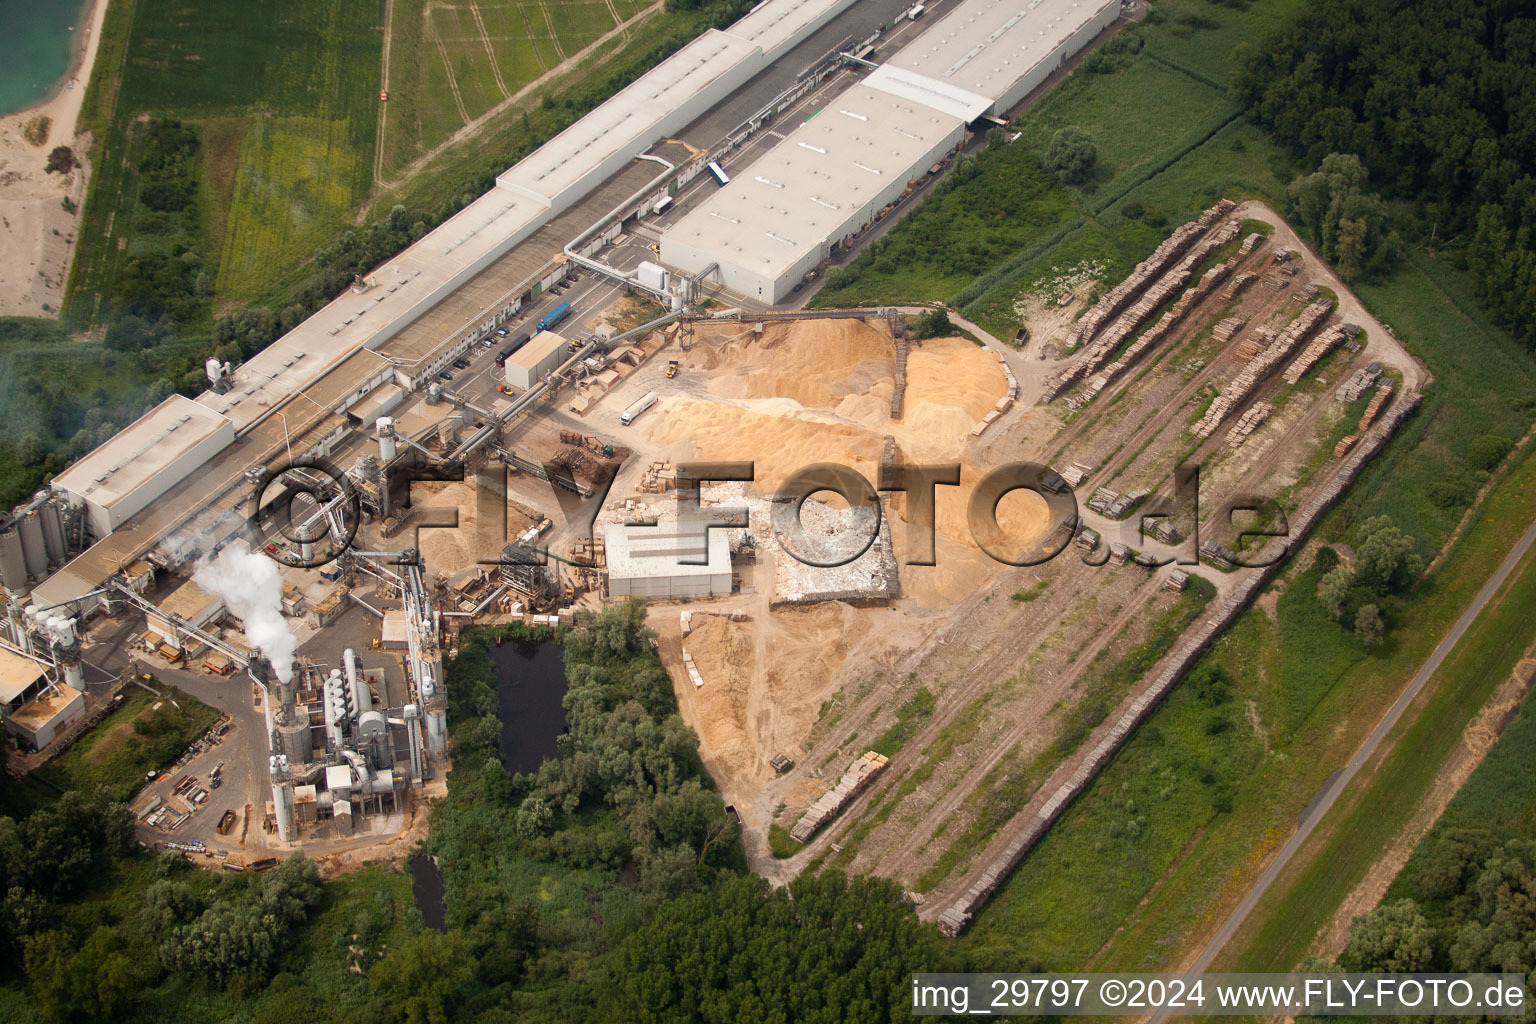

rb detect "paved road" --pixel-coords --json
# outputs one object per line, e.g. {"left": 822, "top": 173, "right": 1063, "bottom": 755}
{"left": 1149, "top": 511, "right": 1536, "bottom": 1021}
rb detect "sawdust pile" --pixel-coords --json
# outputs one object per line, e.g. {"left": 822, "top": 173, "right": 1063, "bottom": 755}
{"left": 684, "top": 616, "right": 757, "bottom": 781}
{"left": 703, "top": 318, "right": 895, "bottom": 409}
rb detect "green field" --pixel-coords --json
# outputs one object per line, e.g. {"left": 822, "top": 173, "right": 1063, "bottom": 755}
{"left": 380, "top": 0, "right": 658, "bottom": 181}
{"left": 67, "top": 0, "right": 384, "bottom": 326}
{"left": 1218, "top": 494, "right": 1536, "bottom": 971}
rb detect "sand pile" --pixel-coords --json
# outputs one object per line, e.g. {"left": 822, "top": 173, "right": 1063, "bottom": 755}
{"left": 760, "top": 603, "right": 868, "bottom": 756}
{"left": 642, "top": 398, "right": 885, "bottom": 490}
{"left": 703, "top": 318, "right": 895, "bottom": 409}
{"left": 685, "top": 616, "right": 758, "bottom": 780}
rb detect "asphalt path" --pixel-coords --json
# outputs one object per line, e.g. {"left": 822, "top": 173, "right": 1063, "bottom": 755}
{"left": 1148, "top": 511, "right": 1536, "bottom": 1022}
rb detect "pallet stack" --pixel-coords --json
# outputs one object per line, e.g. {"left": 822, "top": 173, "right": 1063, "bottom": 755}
{"left": 637, "top": 460, "right": 676, "bottom": 493}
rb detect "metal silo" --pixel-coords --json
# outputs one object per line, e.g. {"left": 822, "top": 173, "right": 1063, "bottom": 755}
{"left": 18, "top": 513, "right": 45, "bottom": 580}
{"left": 40, "top": 501, "right": 66, "bottom": 565}
{"left": 0, "top": 528, "right": 27, "bottom": 595}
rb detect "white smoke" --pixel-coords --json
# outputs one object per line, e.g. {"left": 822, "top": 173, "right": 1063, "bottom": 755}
{"left": 194, "top": 540, "right": 297, "bottom": 684}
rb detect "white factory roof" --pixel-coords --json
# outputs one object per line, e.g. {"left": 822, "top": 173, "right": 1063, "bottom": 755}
{"left": 199, "top": 186, "right": 549, "bottom": 434}
{"left": 498, "top": 30, "right": 762, "bottom": 206}
{"left": 604, "top": 520, "right": 732, "bottom": 580}
{"left": 663, "top": 83, "right": 964, "bottom": 283}
{"left": 888, "top": 0, "right": 1116, "bottom": 103}
{"left": 507, "top": 330, "right": 566, "bottom": 372}
{"left": 51, "top": 395, "right": 233, "bottom": 511}
{"left": 862, "top": 64, "right": 994, "bottom": 121}
{"left": 726, "top": 0, "right": 857, "bottom": 57}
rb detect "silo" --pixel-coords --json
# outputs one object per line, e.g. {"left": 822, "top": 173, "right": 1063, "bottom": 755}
{"left": 0, "top": 528, "right": 28, "bottom": 596}
{"left": 18, "top": 512, "right": 45, "bottom": 579}
{"left": 40, "top": 502, "right": 66, "bottom": 565}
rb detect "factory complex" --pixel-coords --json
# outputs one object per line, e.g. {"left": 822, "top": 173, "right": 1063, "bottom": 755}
{"left": 0, "top": 0, "right": 1127, "bottom": 867}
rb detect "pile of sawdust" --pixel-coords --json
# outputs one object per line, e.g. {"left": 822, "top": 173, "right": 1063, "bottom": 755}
{"left": 642, "top": 398, "right": 884, "bottom": 490}
{"left": 684, "top": 616, "right": 757, "bottom": 780}
{"left": 703, "top": 318, "right": 895, "bottom": 409}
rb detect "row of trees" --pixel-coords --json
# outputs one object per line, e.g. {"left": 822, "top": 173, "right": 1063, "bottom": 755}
{"left": 1340, "top": 833, "right": 1536, "bottom": 977}
{"left": 1231, "top": 0, "right": 1536, "bottom": 344}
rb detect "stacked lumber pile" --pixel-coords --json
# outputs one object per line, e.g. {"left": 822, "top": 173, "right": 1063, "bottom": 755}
{"left": 1193, "top": 299, "right": 1332, "bottom": 438}
{"left": 1224, "top": 401, "right": 1274, "bottom": 448}
{"left": 790, "top": 751, "right": 889, "bottom": 842}
{"left": 1282, "top": 322, "right": 1352, "bottom": 383}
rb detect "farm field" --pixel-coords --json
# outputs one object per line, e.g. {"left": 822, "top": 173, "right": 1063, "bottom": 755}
{"left": 67, "top": 0, "right": 384, "bottom": 325}
{"left": 379, "top": 0, "right": 660, "bottom": 182}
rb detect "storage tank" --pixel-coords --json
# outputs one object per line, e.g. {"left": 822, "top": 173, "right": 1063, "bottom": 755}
{"left": 344, "top": 648, "right": 372, "bottom": 717}
{"left": 271, "top": 778, "right": 296, "bottom": 843}
{"left": 0, "top": 528, "right": 27, "bottom": 595}
{"left": 18, "top": 512, "right": 45, "bottom": 579}
{"left": 40, "top": 502, "right": 66, "bottom": 565}
{"left": 376, "top": 418, "right": 397, "bottom": 460}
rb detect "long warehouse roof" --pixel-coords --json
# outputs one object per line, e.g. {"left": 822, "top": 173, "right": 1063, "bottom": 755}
{"left": 663, "top": 83, "right": 964, "bottom": 284}
{"left": 497, "top": 30, "right": 761, "bottom": 206}
{"left": 44, "top": 0, "right": 862, "bottom": 553}
{"left": 727, "top": 0, "right": 858, "bottom": 57}
{"left": 887, "top": 0, "right": 1116, "bottom": 103}
{"left": 50, "top": 396, "right": 231, "bottom": 512}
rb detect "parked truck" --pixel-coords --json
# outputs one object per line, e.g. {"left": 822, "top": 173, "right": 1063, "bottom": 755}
{"left": 621, "top": 391, "right": 659, "bottom": 426}
{"left": 538, "top": 302, "right": 571, "bottom": 332}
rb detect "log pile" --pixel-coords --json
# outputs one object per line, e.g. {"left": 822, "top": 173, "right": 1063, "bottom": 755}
{"left": 1193, "top": 299, "right": 1332, "bottom": 438}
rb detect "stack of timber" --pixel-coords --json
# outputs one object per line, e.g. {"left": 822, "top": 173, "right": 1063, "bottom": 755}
{"left": 1193, "top": 299, "right": 1332, "bottom": 438}
{"left": 790, "top": 751, "right": 890, "bottom": 842}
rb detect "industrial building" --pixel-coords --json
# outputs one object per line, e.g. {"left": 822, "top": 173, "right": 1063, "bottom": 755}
{"left": 0, "top": 646, "right": 80, "bottom": 750}
{"left": 51, "top": 396, "right": 236, "bottom": 538}
{"left": 660, "top": 83, "right": 967, "bottom": 301}
{"left": 604, "top": 521, "right": 734, "bottom": 600}
{"left": 503, "top": 331, "right": 568, "bottom": 390}
{"left": 660, "top": 0, "right": 1119, "bottom": 302}
{"left": 32, "top": 0, "right": 865, "bottom": 613}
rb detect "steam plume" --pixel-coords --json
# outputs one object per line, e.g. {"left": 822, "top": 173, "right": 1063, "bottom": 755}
{"left": 194, "top": 541, "right": 297, "bottom": 684}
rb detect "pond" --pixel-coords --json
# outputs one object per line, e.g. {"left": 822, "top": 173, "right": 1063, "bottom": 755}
{"left": 409, "top": 854, "right": 445, "bottom": 932}
{"left": 491, "top": 637, "right": 568, "bottom": 775}
{"left": 0, "top": 0, "right": 88, "bottom": 117}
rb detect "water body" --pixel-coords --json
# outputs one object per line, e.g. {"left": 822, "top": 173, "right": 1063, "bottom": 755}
{"left": 409, "top": 854, "right": 446, "bottom": 932}
{"left": 0, "top": 0, "right": 91, "bottom": 118}
{"left": 491, "top": 637, "right": 568, "bottom": 775}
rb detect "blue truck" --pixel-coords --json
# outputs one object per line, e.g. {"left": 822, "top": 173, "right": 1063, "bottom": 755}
{"left": 538, "top": 301, "right": 571, "bottom": 332}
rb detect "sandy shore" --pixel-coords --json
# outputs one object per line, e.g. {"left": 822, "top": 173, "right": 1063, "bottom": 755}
{"left": 0, "top": 0, "right": 110, "bottom": 319}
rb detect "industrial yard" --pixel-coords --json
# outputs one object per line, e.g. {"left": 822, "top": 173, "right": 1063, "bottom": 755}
{"left": 0, "top": 0, "right": 1422, "bottom": 945}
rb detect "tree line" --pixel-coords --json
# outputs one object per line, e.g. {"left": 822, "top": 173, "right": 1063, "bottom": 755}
{"left": 1231, "top": 0, "right": 1536, "bottom": 344}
